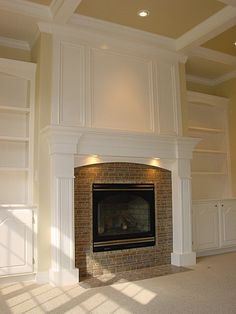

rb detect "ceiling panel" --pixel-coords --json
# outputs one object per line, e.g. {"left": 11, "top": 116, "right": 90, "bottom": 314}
{"left": 76, "top": 0, "right": 226, "bottom": 38}
{"left": 202, "top": 26, "right": 236, "bottom": 56}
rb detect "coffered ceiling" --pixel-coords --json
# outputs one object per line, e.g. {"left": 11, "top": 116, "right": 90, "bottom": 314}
{"left": 0, "top": 0, "right": 236, "bottom": 86}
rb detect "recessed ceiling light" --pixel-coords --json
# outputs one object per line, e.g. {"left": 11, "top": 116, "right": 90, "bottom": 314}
{"left": 138, "top": 10, "right": 150, "bottom": 17}
{"left": 234, "top": 42, "right": 236, "bottom": 46}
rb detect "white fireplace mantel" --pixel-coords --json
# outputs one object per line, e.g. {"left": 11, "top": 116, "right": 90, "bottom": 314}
{"left": 41, "top": 125, "right": 199, "bottom": 286}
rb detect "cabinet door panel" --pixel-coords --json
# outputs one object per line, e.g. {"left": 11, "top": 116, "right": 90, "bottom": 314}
{"left": 193, "top": 202, "right": 219, "bottom": 251}
{"left": 0, "top": 209, "right": 33, "bottom": 276}
{"left": 220, "top": 200, "right": 236, "bottom": 247}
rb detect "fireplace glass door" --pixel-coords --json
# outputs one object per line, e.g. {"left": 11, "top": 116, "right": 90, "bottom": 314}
{"left": 93, "top": 184, "right": 155, "bottom": 252}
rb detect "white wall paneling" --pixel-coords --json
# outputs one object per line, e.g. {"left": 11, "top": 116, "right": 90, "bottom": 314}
{"left": 156, "top": 62, "right": 181, "bottom": 136}
{"left": 0, "top": 208, "right": 34, "bottom": 276}
{"left": 59, "top": 41, "right": 85, "bottom": 126}
{"left": 90, "top": 48, "right": 155, "bottom": 132}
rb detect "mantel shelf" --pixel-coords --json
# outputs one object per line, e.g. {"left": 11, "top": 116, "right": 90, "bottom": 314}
{"left": 0, "top": 136, "right": 29, "bottom": 142}
{"left": 188, "top": 126, "right": 224, "bottom": 134}
{"left": 0, "top": 105, "right": 30, "bottom": 113}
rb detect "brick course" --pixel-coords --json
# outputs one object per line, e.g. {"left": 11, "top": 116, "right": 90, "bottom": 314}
{"left": 74, "top": 162, "right": 172, "bottom": 278}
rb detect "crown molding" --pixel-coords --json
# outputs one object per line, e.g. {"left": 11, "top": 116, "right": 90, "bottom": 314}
{"left": 38, "top": 20, "right": 187, "bottom": 63}
{"left": 69, "top": 14, "right": 176, "bottom": 52}
{"left": 176, "top": 6, "right": 236, "bottom": 51}
{"left": 188, "top": 47, "right": 236, "bottom": 66}
{"left": 186, "top": 69, "right": 236, "bottom": 86}
{"left": 0, "top": 0, "right": 52, "bottom": 20}
{"left": 0, "top": 36, "right": 30, "bottom": 51}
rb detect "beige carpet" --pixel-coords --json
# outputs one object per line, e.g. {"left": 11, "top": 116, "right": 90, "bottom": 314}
{"left": 0, "top": 252, "right": 236, "bottom": 314}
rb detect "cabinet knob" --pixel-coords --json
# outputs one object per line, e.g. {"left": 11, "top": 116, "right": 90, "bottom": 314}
{"left": 221, "top": 204, "right": 224, "bottom": 207}
{"left": 215, "top": 205, "right": 217, "bottom": 207}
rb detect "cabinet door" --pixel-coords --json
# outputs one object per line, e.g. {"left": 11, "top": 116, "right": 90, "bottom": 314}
{"left": 220, "top": 200, "right": 236, "bottom": 247}
{"left": 0, "top": 209, "right": 33, "bottom": 276}
{"left": 192, "top": 202, "right": 219, "bottom": 252}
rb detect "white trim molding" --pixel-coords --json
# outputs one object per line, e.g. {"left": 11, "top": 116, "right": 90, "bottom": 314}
{"left": 0, "top": 0, "right": 52, "bottom": 20}
{"left": 0, "top": 36, "right": 30, "bottom": 51}
{"left": 188, "top": 47, "right": 236, "bottom": 66}
{"left": 52, "top": 0, "right": 82, "bottom": 24}
{"left": 41, "top": 125, "right": 199, "bottom": 285}
{"left": 176, "top": 6, "right": 236, "bottom": 51}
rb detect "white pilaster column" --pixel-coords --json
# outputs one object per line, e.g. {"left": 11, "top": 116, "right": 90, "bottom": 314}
{"left": 171, "top": 157, "right": 196, "bottom": 266}
{"left": 47, "top": 128, "right": 81, "bottom": 285}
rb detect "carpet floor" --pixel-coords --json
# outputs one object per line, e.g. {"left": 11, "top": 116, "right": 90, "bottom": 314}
{"left": 0, "top": 252, "right": 236, "bottom": 314}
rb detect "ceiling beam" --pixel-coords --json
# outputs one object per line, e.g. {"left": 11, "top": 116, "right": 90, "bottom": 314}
{"left": 176, "top": 6, "right": 236, "bottom": 51}
{"left": 51, "top": 0, "right": 82, "bottom": 24}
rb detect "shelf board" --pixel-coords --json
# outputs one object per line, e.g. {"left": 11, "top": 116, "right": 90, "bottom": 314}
{"left": 0, "top": 136, "right": 29, "bottom": 142}
{"left": 194, "top": 149, "right": 226, "bottom": 154}
{"left": 0, "top": 167, "right": 29, "bottom": 172}
{"left": 0, "top": 105, "right": 30, "bottom": 113}
{"left": 192, "top": 171, "right": 227, "bottom": 175}
{"left": 188, "top": 126, "right": 224, "bottom": 134}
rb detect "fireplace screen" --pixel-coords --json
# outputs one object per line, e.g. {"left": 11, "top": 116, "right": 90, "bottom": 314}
{"left": 93, "top": 184, "right": 155, "bottom": 252}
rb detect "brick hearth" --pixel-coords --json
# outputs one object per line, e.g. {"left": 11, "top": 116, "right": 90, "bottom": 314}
{"left": 74, "top": 162, "right": 172, "bottom": 278}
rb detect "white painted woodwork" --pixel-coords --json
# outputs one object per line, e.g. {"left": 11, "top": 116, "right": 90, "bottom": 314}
{"left": 192, "top": 199, "right": 236, "bottom": 255}
{"left": 220, "top": 200, "right": 236, "bottom": 247}
{"left": 192, "top": 201, "right": 219, "bottom": 251}
{"left": 0, "top": 209, "right": 33, "bottom": 276}
{"left": 187, "top": 91, "right": 231, "bottom": 200}
{"left": 50, "top": 24, "right": 183, "bottom": 136}
{"left": 0, "top": 58, "right": 36, "bottom": 205}
{"left": 90, "top": 49, "right": 154, "bottom": 132}
{"left": 59, "top": 42, "right": 85, "bottom": 126}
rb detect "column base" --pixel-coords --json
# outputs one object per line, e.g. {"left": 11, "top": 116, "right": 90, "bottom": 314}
{"left": 49, "top": 268, "right": 79, "bottom": 286}
{"left": 171, "top": 252, "right": 196, "bottom": 267}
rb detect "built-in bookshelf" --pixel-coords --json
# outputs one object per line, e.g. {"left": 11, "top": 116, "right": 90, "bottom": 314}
{"left": 187, "top": 91, "right": 231, "bottom": 200}
{"left": 0, "top": 58, "right": 36, "bottom": 205}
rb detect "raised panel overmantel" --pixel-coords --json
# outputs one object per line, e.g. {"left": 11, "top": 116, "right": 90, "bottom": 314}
{"left": 40, "top": 19, "right": 186, "bottom": 137}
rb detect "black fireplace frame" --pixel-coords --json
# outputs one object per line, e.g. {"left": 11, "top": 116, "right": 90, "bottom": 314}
{"left": 92, "top": 183, "right": 156, "bottom": 252}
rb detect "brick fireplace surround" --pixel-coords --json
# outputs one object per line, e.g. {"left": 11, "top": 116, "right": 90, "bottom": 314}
{"left": 44, "top": 127, "right": 199, "bottom": 286}
{"left": 74, "top": 162, "right": 172, "bottom": 278}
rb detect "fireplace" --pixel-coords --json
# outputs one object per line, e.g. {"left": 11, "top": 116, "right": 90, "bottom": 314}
{"left": 93, "top": 183, "right": 155, "bottom": 252}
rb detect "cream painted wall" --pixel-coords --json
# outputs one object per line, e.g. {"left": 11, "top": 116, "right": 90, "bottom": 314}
{"left": 31, "top": 33, "right": 52, "bottom": 272}
{"left": 0, "top": 45, "right": 31, "bottom": 62}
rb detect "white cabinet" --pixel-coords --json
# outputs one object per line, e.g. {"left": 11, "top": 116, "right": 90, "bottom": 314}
{"left": 187, "top": 91, "right": 231, "bottom": 200}
{"left": 220, "top": 200, "right": 236, "bottom": 248}
{"left": 192, "top": 199, "right": 236, "bottom": 255}
{"left": 0, "top": 208, "right": 34, "bottom": 275}
{"left": 0, "top": 58, "right": 36, "bottom": 205}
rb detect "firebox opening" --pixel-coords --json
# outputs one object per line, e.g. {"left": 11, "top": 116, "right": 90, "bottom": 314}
{"left": 93, "top": 183, "right": 156, "bottom": 252}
